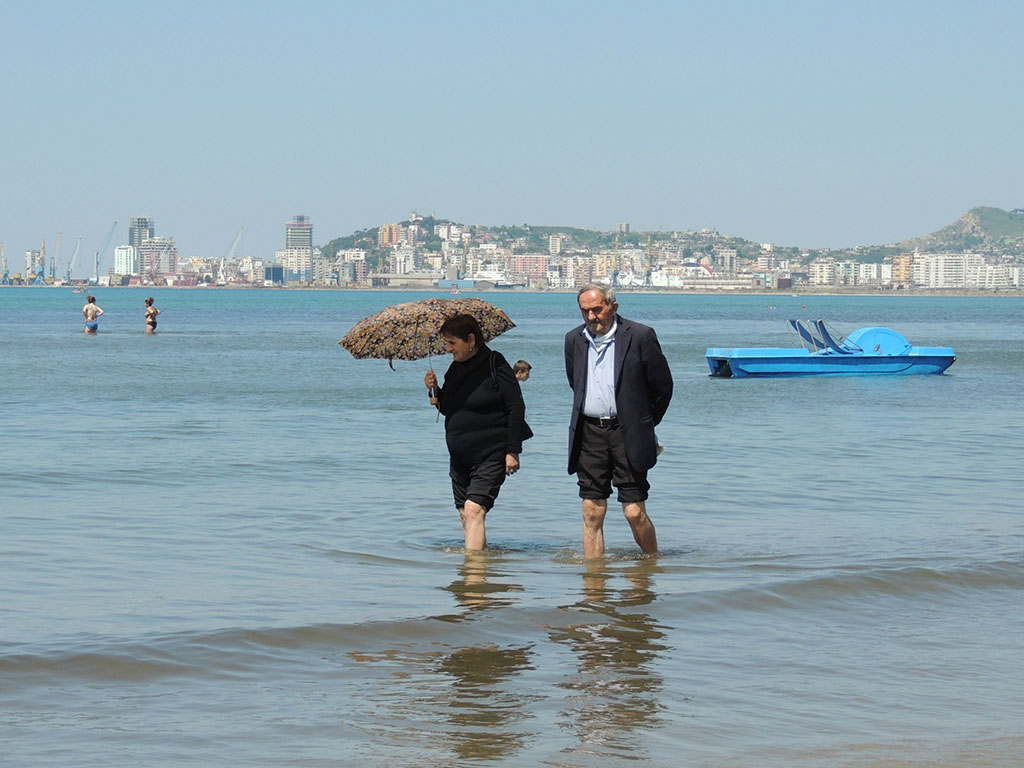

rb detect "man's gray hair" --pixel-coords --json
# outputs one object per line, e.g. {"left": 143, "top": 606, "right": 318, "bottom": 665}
{"left": 577, "top": 282, "right": 616, "bottom": 305}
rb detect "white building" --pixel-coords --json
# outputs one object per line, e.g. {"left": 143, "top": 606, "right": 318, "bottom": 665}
{"left": 966, "top": 261, "right": 1017, "bottom": 289}
{"left": 808, "top": 257, "right": 837, "bottom": 285}
{"left": 114, "top": 245, "right": 139, "bottom": 276}
{"left": 912, "top": 253, "right": 972, "bottom": 288}
{"left": 389, "top": 244, "right": 417, "bottom": 275}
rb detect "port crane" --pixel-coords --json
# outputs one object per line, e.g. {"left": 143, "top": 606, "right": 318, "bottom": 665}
{"left": 32, "top": 239, "right": 47, "bottom": 285}
{"left": 49, "top": 231, "right": 62, "bottom": 283}
{"left": 0, "top": 242, "right": 10, "bottom": 285}
{"left": 65, "top": 236, "right": 82, "bottom": 285}
{"left": 90, "top": 220, "right": 118, "bottom": 285}
{"left": 218, "top": 227, "right": 243, "bottom": 285}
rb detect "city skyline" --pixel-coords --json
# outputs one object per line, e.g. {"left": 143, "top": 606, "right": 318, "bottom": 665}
{"left": 2, "top": 1, "right": 1022, "bottom": 264}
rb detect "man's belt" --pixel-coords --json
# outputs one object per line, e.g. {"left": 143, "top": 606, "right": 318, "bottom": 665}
{"left": 583, "top": 415, "right": 618, "bottom": 428}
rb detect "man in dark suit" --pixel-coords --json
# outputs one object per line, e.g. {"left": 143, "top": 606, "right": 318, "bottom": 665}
{"left": 565, "top": 283, "right": 673, "bottom": 558}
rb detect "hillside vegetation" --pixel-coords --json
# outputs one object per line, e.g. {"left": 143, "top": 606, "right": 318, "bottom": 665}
{"left": 898, "top": 207, "right": 1024, "bottom": 252}
{"left": 320, "top": 207, "right": 1024, "bottom": 263}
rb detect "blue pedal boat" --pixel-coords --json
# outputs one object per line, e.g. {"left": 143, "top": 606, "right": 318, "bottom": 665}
{"left": 706, "top": 320, "right": 956, "bottom": 377}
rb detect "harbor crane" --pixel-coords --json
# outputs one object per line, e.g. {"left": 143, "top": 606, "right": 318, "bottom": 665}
{"left": 32, "top": 239, "right": 47, "bottom": 285}
{"left": 218, "top": 227, "right": 243, "bottom": 285}
{"left": 49, "top": 231, "right": 62, "bottom": 283}
{"left": 65, "top": 236, "right": 82, "bottom": 285}
{"left": 90, "top": 220, "right": 118, "bottom": 285}
{"left": 0, "top": 242, "right": 10, "bottom": 285}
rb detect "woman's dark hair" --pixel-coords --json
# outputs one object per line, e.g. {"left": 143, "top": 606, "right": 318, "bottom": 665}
{"left": 145, "top": 297, "right": 154, "bottom": 306}
{"left": 439, "top": 313, "right": 485, "bottom": 345}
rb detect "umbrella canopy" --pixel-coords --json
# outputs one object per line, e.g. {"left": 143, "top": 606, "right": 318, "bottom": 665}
{"left": 339, "top": 297, "right": 515, "bottom": 367}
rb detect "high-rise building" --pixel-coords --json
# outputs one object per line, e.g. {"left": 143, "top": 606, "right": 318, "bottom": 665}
{"left": 892, "top": 253, "right": 914, "bottom": 286}
{"left": 139, "top": 237, "right": 178, "bottom": 276}
{"left": 286, "top": 215, "right": 312, "bottom": 250}
{"left": 377, "top": 224, "right": 402, "bottom": 248}
{"left": 114, "top": 245, "right": 139, "bottom": 276}
{"left": 129, "top": 216, "right": 155, "bottom": 249}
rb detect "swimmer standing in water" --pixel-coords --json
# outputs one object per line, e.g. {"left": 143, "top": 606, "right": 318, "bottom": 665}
{"left": 144, "top": 297, "right": 161, "bottom": 334}
{"left": 82, "top": 296, "right": 104, "bottom": 334}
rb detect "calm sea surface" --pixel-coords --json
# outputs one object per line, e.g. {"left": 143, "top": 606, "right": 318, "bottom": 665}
{"left": 2, "top": 288, "right": 1022, "bottom": 767}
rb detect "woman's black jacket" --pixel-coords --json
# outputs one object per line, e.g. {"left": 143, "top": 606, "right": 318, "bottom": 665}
{"left": 436, "top": 347, "right": 528, "bottom": 464}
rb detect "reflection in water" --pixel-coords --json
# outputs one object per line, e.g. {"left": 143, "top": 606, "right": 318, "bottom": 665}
{"left": 436, "top": 643, "right": 535, "bottom": 760}
{"left": 442, "top": 552, "right": 524, "bottom": 616}
{"left": 436, "top": 553, "right": 535, "bottom": 760}
{"left": 348, "top": 553, "right": 535, "bottom": 762}
{"left": 551, "top": 558, "right": 670, "bottom": 762}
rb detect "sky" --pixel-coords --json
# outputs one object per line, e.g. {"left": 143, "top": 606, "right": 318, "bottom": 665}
{"left": 2, "top": 0, "right": 1022, "bottom": 274}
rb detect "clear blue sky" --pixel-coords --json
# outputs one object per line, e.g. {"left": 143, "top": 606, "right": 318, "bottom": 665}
{"left": 2, "top": 0, "right": 1021, "bottom": 272}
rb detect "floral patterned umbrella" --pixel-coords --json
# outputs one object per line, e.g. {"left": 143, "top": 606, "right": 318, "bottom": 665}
{"left": 339, "top": 297, "right": 516, "bottom": 368}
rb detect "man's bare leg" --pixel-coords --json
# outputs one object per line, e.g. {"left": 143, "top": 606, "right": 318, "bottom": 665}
{"left": 582, "top": 498, "right": 608, "bottom": 559}
{"left": 459, "top": 500, "right": 487, "bottom": 551}
{"left": 623, "top": 501, "right": 658, "bottom": 554}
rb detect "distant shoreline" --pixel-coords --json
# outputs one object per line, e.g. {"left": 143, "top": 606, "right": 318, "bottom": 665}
{"left": 4, "top": 284, "right": 1021, "bottom": 298}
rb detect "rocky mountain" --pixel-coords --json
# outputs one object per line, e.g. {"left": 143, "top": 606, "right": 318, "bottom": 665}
{"left": 897, "top": 207, "right": 1024, "bottom": 253}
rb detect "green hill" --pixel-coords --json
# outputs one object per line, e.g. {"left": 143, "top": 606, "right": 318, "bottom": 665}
{"left": 899, "top": 207, "right": 1024, "bottom": 251}
{"left": 318, "top": 207, "right": 1024, "bottom": 264}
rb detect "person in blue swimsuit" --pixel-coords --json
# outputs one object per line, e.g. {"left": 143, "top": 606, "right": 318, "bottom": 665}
{"left": 82, "top": 296, "right": 104, "bottom": 334}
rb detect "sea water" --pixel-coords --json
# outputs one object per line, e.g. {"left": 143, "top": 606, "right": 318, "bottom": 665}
{"left": 1, "top": 288, "right": 1022, "bottom": 767}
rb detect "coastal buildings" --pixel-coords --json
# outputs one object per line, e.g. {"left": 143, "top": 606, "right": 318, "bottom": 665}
{"left": 808, "top": 257, "right": 837, "bottom": 285}
{"left": 285, "top": 215, "right": 312, "bottom": 250}
{"left": 377, "top": 224, "right": 403, "bottom": 248}
{"left": 13, "top": 206, "right": 1019, "bottom": 291}
{"left": 114, "top": 245, "right": 139, "bottom": 276}
{"left": 892, "top": 253, "right": 914, "bottom": 286}
{"left": 911, "top": 252, "right": 1018, "bottom": 289}
{"left": 269, "top": 214, "right": 326, "bottom": 284}
{"left": 129, "top": 217, "right": 155, "bottom": 249}
{"left": 102, "top": 216, "right": 183, "bottom": 284}
{"left": 139, "top": 237, "right": 178, "bottom": 277}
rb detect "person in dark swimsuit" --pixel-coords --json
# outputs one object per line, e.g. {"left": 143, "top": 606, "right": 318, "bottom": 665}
{"left": 144, "top": 297, "right": 161, "bottom": 333}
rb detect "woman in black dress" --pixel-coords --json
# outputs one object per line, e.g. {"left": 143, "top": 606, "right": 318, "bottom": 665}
{"left": 423, "top": 314, "right": 529, "bottom": 550}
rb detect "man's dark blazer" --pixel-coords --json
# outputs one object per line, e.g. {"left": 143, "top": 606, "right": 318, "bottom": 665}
{"left": 564, "top": 315, "right": 674, "bottom": 475}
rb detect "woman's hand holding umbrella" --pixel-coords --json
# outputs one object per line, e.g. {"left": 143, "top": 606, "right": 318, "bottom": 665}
{"left": 424, "top": 369, "right": 439, "bottom": 406}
